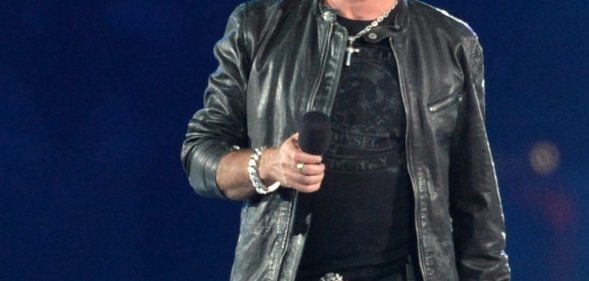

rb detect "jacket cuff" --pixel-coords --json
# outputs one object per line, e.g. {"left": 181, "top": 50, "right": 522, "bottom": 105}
{"left": 188, "top": 142, "right": 233, "bottom": 199}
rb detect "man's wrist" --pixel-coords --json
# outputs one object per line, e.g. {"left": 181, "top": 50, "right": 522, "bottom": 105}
{"left": 257, "top": 148, "right": 276, "bottom": 185}
{"left": 248, "top": 147, "right": 280, "bottom": 194}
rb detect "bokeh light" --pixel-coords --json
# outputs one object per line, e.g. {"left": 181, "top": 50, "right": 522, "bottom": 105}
{"left": 529, "top": 141, "right": 561, "bottom": 176}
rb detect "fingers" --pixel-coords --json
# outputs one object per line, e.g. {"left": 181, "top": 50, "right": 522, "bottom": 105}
{"left": 297, "top": 162, "right": 325, "bottom": 176}
{"left": 285, "top": 133, "right": 322, "bottom": 164}
{"left": 282, "top": 170, "right": 325, "bottom": 193}
{"left": 260, "top": 132, "right": 326, "bottom": 193}
{"left": 281, "top": 160, "right": 325, "bottom": 194}
{"left": 293, "top": 150, "right": 322, "bottom": 165}
{"left": 278, "top": 161, "right": 324, "bottom": 182}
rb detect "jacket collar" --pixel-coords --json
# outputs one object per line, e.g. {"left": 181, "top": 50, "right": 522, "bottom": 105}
{"left": 314, "top": 0, "right": 409, "bottom": 32}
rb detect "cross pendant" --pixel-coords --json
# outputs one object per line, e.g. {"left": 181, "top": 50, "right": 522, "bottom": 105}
{"left": 345, "top": 44, "right": 360, "bottom": 66}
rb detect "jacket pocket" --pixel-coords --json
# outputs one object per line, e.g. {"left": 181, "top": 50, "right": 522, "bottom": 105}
{"left": 428, "top": 93, "right": 464, "bottom": 113}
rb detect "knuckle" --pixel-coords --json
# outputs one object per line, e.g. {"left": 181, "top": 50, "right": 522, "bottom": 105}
{"left": 279, "top": 161, "right": 288, "bottom": 170}
{"left": 280, "top": 171, "right": 290, "bottom": 183}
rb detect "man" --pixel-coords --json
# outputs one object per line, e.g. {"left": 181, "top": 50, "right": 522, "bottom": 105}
{"left": 181, "top": 0, "right": 510, "bottom": 280}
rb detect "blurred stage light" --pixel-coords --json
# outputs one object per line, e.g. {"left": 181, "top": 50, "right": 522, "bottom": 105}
{"left": 529, "top": 141, "right": 560, "bottom": 176}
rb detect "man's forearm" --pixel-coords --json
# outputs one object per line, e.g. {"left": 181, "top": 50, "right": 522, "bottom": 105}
{"left": 215, "top": 148, "right": 284, "bottom": 200}
{"left": 215, "top": 133, "right": 326, "bottom": 200}
{"left": 216, "top": 150, "right": 256, "bottom": 200}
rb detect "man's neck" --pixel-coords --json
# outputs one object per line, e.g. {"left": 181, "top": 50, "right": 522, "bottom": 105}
{"left": 325, "top": 0, "right": 398, "bottom": 20}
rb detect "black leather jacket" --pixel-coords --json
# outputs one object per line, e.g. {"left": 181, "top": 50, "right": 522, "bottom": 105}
{"left": 181, "top": 0, "right": 510, "bottom": 280}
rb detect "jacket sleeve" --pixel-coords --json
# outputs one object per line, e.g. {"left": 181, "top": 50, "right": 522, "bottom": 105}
{"left": 180, "top": 4, "right": 251, "bottom": 199}
{"left": 448, "top": 37, "right": 511, "bottom": 280}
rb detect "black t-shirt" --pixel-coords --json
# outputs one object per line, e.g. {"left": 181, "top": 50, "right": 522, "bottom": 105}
{"left": 296, "top": 13, "right": 416, "bottom": 281}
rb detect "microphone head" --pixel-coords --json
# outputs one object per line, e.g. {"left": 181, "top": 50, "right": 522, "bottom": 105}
{"left": 298, "top": 111, "right": 331, "bottom": 155}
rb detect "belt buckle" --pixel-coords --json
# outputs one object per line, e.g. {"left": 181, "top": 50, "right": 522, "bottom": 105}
{"left": 320, "top": 272, "right": 344, "bottom": 281}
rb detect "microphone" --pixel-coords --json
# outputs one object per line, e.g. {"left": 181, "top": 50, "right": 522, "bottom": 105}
{"left": 298, "top": 111, "right": 332, "bottom": 156}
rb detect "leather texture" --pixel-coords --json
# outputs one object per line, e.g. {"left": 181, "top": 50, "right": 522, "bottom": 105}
{"left": 181, "top": 0, "right": 511, "bottom": 280}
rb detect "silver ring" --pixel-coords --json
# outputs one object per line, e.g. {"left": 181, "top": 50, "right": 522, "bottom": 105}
{"left": 296, "top": 163, "right": 305, "bottom": 174}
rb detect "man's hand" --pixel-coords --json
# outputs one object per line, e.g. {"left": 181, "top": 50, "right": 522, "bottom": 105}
{"left": 259, "top": 133, "right": 326, "bottom": 193}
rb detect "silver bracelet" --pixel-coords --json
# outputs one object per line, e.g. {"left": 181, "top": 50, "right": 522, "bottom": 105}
{"left": 247, "top": 147, "right": 280, "bottom": 194}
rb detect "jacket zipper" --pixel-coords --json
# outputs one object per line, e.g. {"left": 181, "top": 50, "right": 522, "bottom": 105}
{"left": 428, "top": 93, "right": 464, "bottom": 113}
{"left": 388, "top": 38, "right": 428, "bottom": 281}
{"left": 278, "top": 21, "right": 337, "bottom": 281}
{"left": 306, "top": 22, "right": 336, "bottom": 112}
{"left": 276, "top": 189, "right": 299, "bottom": 281}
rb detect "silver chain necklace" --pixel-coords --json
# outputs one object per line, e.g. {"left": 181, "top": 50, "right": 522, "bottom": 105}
{"left": 344, "top": 0, "right": 398, "bottom": 66}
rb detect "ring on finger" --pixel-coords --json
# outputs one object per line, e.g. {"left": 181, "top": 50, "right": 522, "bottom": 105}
{"left": 296, "top": 163, "right": 305, "bottom": 174}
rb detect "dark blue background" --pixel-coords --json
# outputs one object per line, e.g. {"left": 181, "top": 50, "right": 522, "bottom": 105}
{"left": 1, "top": 1, "right": 587, "bottom": 280}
